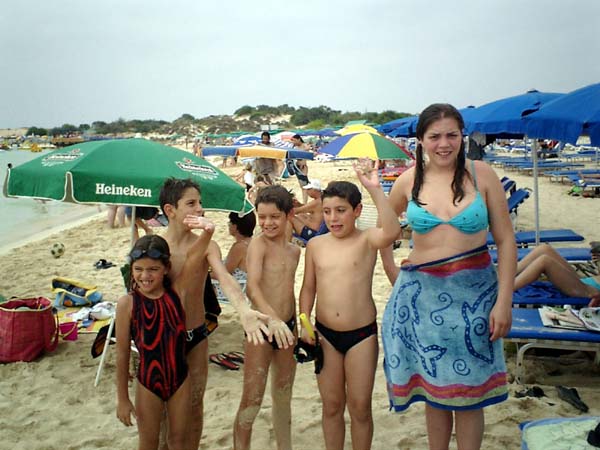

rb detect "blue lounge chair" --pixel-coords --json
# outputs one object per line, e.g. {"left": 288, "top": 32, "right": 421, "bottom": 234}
{"left": 506, "top": 308, "right": 600, "bottom": 383}
{"left": 489, "top": 247, "right": 592, "bottom": 263}
{"left": 486, "top": 229, "right": 584, "bottom": 247}
{"left": 500, "top": 177, "right": 517, "bottom": 194}
{"left": 506, "top": 188, "right": 530, "bottom": 215}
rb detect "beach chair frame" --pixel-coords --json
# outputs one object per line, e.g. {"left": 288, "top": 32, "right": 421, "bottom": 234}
{"left": 507, "top": 337, "right": 600, "bottom": 384}
{"left": 506, "top": 308, "right": 600, "bottom": 384}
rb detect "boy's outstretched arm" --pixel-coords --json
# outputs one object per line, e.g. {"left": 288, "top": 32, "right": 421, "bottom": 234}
{"left": 354, "top": 158, "right": 402, "bottom": 249}
{"left": 298, "top": 243, "right": 317, "bottom": 345}
{"left": 207, "top": 243, "right": 271, "bottom": 346}
{"left": 245, "top": 238, "right": 295, "bottom": 349}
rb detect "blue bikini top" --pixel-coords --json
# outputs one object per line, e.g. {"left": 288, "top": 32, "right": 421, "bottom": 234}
{"left": 406, "top": 161, "right": 489, "bottom": 235}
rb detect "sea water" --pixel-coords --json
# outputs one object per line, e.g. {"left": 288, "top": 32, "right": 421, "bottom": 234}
{"left": 0, "top": 150, "right": 100, "bottom": 250}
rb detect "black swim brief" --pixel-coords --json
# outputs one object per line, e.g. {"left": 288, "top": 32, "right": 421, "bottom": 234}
{"left": 315, "top": 320, "right": 377, "bottom": 354}
{"left": 186, "top": 323, "right": 209, "bottom": 353}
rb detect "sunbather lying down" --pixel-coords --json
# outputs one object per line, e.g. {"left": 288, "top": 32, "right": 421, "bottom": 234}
{"left": 380, "top": 240, "right": 600, "bottom": 307}
{"left": 514, "top": 243, "right": 600, "bottom": 307}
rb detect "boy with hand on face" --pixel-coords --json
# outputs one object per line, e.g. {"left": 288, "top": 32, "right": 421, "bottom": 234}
{"left": 159, "top": 177, "right": 272, "bottom": 450}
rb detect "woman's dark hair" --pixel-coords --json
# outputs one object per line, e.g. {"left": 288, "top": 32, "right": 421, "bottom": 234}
{"left": 128, "top": 235, "right": 172, "bottom": 290}
{"left": 292, "top": 134, "right": 304, "bottom": 143}
{"left": 412, "top": 103, "right": 469, "bottom": 206}
{"left": 228, "top": 211, "right": 256, "bottom": 237}
{"left": 322, "top": 181, "right": 361, "bottom": 209}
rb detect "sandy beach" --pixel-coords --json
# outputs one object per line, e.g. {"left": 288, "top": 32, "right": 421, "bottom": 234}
{"left": 0, "top": 158, "right": 599, "bottom": 450}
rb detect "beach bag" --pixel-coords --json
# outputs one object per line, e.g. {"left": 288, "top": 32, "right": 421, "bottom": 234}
{"left": 0, "top": 297, "right": 59, "bottom": 362}
{"left": 52, "top": 276, "right": 103, "bottom": 307}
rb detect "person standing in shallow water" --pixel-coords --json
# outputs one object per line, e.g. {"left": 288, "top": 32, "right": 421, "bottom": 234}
{"left": 380, "top": 103, "right": 516, "bottom": 450}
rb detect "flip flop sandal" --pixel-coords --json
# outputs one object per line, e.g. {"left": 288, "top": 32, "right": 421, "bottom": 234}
{"left": 515, "top": 386, "right": 546, "bottom": 399}
{"left": 556, "top": 385, "right": 589, "bottom": 412}
{"left": 224, "top": 351, "right": 244, "bottom": 364}
{"left": 209, "top": 353, "right": 239, "bottom": 370}
{"left": 587, "top": 422, "right": 600, "bottom": 447}
{"left": 94, "top": 259, "right": 115, "bottom": 270}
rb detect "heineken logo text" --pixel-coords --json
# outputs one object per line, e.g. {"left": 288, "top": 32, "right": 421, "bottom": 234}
{"left": 96, "top": 183, "right": 152, "bottom": 198}
{"left": 176, "top": 160, "right": 218, "bottom": 179}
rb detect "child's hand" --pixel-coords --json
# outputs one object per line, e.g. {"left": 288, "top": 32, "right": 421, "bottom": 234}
{"left": 183, "top": 215, "right": 215, "bottom": 233}
{"left": 353, "top": 158, "right": 380, "bottom": 189}
{"left": 241, "top": 309, "right": 271, "bottom": 345}
{"left": 300, "top": 326, "right": 316, "bottom": 346}
{"left": 268, "top": 318, "right": 295, "bottom": 349}
{"left": 116, "top": 399, "right": 136, "bottom": 427}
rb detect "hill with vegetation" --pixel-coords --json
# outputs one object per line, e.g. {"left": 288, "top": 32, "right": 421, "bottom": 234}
{"left": 26, "top": 105, "right": 413, "bottom": 137}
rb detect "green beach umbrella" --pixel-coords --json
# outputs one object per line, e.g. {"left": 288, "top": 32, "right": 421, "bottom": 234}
{"left": 4, "top": 139, "right": 252, "bottom": 214}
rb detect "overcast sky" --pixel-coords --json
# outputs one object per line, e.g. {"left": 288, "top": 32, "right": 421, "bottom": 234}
{"left": 1, "top": 0, "right": 599, "bottom": 128}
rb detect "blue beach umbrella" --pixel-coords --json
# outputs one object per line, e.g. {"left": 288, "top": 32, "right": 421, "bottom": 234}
{"left": 378, "top": 115, "right": 418, "bottom": 137}
{"left": 465, "top": 89, "right": 563, "bottom": 137}
{"left": 201, "top": 146, "right": 238, "bottom": 157}
{"left": 524, "top": 82, "right": 600, "bottom": 146}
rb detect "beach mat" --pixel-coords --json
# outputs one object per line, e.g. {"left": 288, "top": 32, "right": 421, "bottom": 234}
{"left": 56, "top": 307, "right": 111, "bottom": 333}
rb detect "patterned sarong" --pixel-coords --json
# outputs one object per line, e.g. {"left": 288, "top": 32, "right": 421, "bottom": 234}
{"left": 382, "top": 245, "right": 508, "bottom": 412}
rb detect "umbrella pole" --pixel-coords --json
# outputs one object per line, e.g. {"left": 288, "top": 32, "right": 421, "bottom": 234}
{"left": 130, "top": 206, "right": 137, "bottom": 247}
{"left": 530, "top": 139, "right": 540, "bottom": 245}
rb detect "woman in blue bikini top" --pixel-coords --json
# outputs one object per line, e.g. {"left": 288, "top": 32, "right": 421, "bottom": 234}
{"left": 405, "top": 158, "right": 489, "bottom": 235}
{"left": 381, "top": 103, "right": 517, "bottom": 450}
{"left": 384, "top": 103, "right": 516, "bottom": 338}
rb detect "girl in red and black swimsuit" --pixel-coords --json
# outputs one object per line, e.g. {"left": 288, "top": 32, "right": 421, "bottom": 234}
{"left": 115, "top": 216, "right": 214, "bottom": 450}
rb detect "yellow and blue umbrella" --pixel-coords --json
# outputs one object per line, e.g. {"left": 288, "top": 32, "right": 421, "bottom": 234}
{"left": 336, "top": 124, "right": 380, "bottom": 136}
{"left": 319, "top": 133, "right": 413, "bottom": 160}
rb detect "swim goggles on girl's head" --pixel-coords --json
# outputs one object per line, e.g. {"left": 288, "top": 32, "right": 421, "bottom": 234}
{"left": 129, "top": 248, "right": 169, "bottom": 261}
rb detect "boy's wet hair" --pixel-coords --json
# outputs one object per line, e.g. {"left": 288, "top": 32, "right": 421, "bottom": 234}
{"left": 255, "top": 185, "right": 293, "bottom": 214}
{"left": 128, "top": 235, "right": 172, "bottom": 290}
{"left": 322, "top": 181, "right": 362, "bottom": 209}
{"left": 229, "top": 211, "right": 256, "bottom": 237}
{"left": 159, "top": 177, "right": 201, "bottom": 216}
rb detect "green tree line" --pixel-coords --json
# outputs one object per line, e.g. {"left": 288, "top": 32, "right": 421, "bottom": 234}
{"left": 27, "top": 105, "right": 413, "bottom": 136}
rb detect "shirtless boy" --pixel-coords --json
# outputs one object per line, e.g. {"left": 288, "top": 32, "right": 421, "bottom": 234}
{"left": 289, "top": 179, "right": 324, "bottom": 241}
{"left": 159, "top": 177, "right": 271, "bottom": 449}
{"left": 299, "top": 160, "right": 401, "bottom": 450}
{"left": 233, "top": 185, "right": 299, "bottom": 450}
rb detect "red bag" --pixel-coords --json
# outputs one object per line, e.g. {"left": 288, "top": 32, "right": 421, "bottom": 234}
{"left": 0, "top": 297, "right": 59, "bottom": 362}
